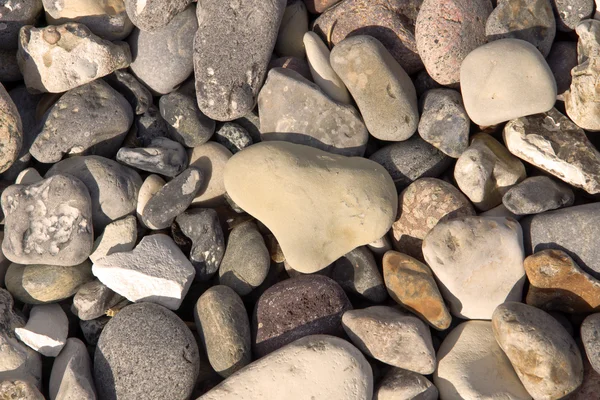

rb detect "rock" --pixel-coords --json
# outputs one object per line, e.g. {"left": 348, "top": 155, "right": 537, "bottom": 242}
{"left": 502, "top": 176, "right": 574, "bottom": 215}
{"left": 331, "top": 246, "right": 387, "bottom": 303}
{"left": 92, "top": 234, "right": 195, "bottom": 310}
{"left": 547, "top": 41, "right": 578, "bottom": 100}
{"left": 224, "top": 141, "right": 397, "bottom": 273}
{"left": 15, "top": 304, "right": 68, "bottom": 357}
{"left": 128, "top": 5, "right": 196, "bottom": 95}
{"left": 159, "top": 91, "right": 215, "bottom": 148}
{"left": 15, "top": 168, "right": 42, "bottom": 185}
{"left": 258, "top": 68, "right": 368, "bottom": 157}
{"left": 391, "top": 178, "right": 475, "bottom": 261}
{"left": 80, "top": 317, "right": 108, "bottom": 346}
{"left": 415, "top": 0, "right": 492, "bottom": 85}
{"left": 0, "top": 49, "right": 22, "bottom": 81}
{"left": 198, "top": 335, "right": 372, "bottom": 400}
{"left": 342, "top": 306, "right": 436, "bottom": 374}
{"left": 188, "top": 142, "right": 232, "bottom": 207}
{"left": 367, "top": 235, "right": 392, "bottom": 258}
{"left": 454, "top": 133, "right": 526, "bottom": 211}
{"left": 492, "top": 302, "right": 584, "bottom": 399}
{"left": 0, "top": 0, "right": 43, "bottom": 50}
{"left": 383, "top": 251, "right": 452, "bottom": 330}
{"left": 116, "top": 137, "right": 188, "bottom": 177}
{"left": 104, "top": 69, "right": 152, "bottom": 115}
{"left": 94, "top": 303, "right": 199, "bottom": 400}
{"left": 18, "top": 23, "right": 131, "bottom": 93}
{"left": 214, "top": 123, "right": 252, "bottom": 154}
{"left": 0, "top": 83, "right": 22, "bottom": 174}
{"left": 303, "top": 31, "right": 351, "bottom": 104}
{"left": 303, "top": 0, "right": 341, "bottom": 13}
{"left": 486, "top": 0, "right": 556, "bottom": 57}
{"left": 582, "top": 313, "right": 600, "bottom": 375}
{"left": 194, "top": 0, "right": 285, "bottom": 121}
{"left": 5, "top": 261, "right": 93, "bottom": 304}
{"left": 0, "top": 380, "right": 44, "bottom": 400}
{"left": 268, "top": 55, "right": 312, "bottom": 80}
{"left": 553, "top": 0, "right": 594, "bottom": 31}
{"left": 2, "top": 175, "right": 93, "bottom": 266}
{"left": 253, "top": 275, "right": 352, "bottom": 357}
{"left": 423, "top": 216, "right": 526, "bottom": 319}
{"left": 312, "top": 0, "right": 423, "bottom": 75}
{"left": 89, "top": 216, "right": 137, "bottom": 264}
{"left": 136, "top": 174, "right": 165, "bottom": 228}
{"left": 49, "top": 337, "right": 95, "bottom": 400}
{"left": 418, "top": 89, "right": 469, "bottom": 158}
{"left": 460, "top": 39, "right": 557, "bottom": 126}
{"left": 0, "top": 233, "right": 9, "bottom": 287}
{"left": 72, "top": 280, "right": 125, "bottom": 321}
{"left": 330, "top": 35, "right": 419, "bottom": 141}
{"left": 276, "top": 1, "right": 308, "bottom": 59}
{"left": 375, "top": 368, "right": 438, "bottom": 400}
{"left": 434, "top": 321, "right": 531, "bottom": 400}
{"left": 569, "top": 345, "right": 600, "bottom": 400}
{"left": 132, "top": 105, "right": 169, "bottom": 146}
{"left": 195, "top": 285, "right": 251, "bottom": 378}
{"left": 124, "top": 0, "right": 192, "bottom": 31}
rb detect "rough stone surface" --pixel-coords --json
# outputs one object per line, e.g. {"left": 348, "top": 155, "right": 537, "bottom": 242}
{"left": 49, "top": 337, "right": 96, "bottom": 400}
{"left": 72, "top": 279, "right": 125, "bottom": 321}
{"left": 15, "top": 304, "right": 68, "bottom": 357}
{"left": 159, "top": 90, "right": 215, "bottom": 148}
{"left": 89, "top": 216, "right": 137, "bottom": 264}
{"left": 547, "top": 41, "right": 578, "bottom": 100}
{"left": 104, "top": 69, "right": 153, "bottom": 115}
{"left": 188, "top": 142, "right": 232, "bottom": 207}
{"left": 276, "top": 1, "right": 308, "bottom": 60}
{"left": 0, "top": 380, "right": 44, "bottom": 400}
{"left": 375, "top": 368, "right": 438, "bottom": 400}
{"left": 331, "top": 246, "right": 387, "bottom": 303}
{"left": 582, "top": 313, "right": 600, "bottom": 376}
{"left": 0, "top": 0, "right": 43, "bottom": 50}
{"left": 133, "top": 106, "right": 170, "bottom": 147}
{"left": 214, "top": 123, "right": 252, "bottom": 154}
{"left": 502, "top": 176, "right": 574, "bottom": 215}
{"left": 125, "top": 0, "right": 192, "bottom": 32}
{"left": 553, "top": 0, "right": 594, "bottom": 31}
{"left": 116, "top": 137, "right": 188, "bottom": 177}
{"left": 0, "top": 83, "right": 23, "bottom": 174}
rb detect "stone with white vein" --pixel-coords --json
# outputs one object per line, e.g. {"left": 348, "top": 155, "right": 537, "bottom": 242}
{"left": 15, "top": 304, "right": 68, "bottom": 357}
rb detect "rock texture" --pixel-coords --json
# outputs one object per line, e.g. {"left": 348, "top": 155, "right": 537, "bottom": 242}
{"left": 89, "top": 216, "right": 137, "bottom": 263}
{"left": 124, "top": 0, "right": 192, "bottom": 32}
{"left": 49, "top": 337, "right": 96, "bottom": 400}
{"left": 0, "top": 84, "right": 22, "bottom": 174}
{"left": 72, "top": 279, "right": 125, "bottom": 320}
{"left": 375, "top": 368, "right": 439, "bottom": 400}
{"left": 502, "top": 176, "right": 574, "bottom": 215}
{"left": 188, "top": 142, "right": 232, "bottom": 207}
{"left": 331, "top": 246, "right": 387, "bottom": 303}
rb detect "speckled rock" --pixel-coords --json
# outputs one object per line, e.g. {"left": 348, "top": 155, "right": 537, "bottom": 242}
{"left": 159, "top": 90, "right": 215, "bottom": 148}
{"left": 0, "top": 0, "right": 43, "bottom": 50}
{"left": 49, "top": 337, "right": 96, "bottom": 400}
{"left": 72, "top": 279, "right": 125, "bottom": 321}
{"left": 547, "top": 41, "right": 578, "bottom": 100}
{"left": 116, "top": 137, "right": 188, "bottom": 177}
{"left": 214, "top": 123, "right": 252, "bottom": 154}
{"left": 104, "top": 69, "right": 152, "bottom": 115}
{"left": 0, "top": 83, "right": 23, "bottom": 174}
{"left": 124, "top": 0, "right": 192, "bottom": 31}
{"left": 89, "top": 216, "right": 137, "bottom": 264}
{"left": 375, "top": 368, "right": 438, "bottom": 400}
{"left": 552, "top": 0, "right": 594, "bottom": 31}
{"left": 187, "top": 142, "right": 231, "bottom": 207}
{"left": 331, "top": 246, "right": 387, "bottom": 303}
{"left": 0, "top": 380, "right": 44, "bottom": 400}
{"left": 276, "top": 1, "right": 308, "bottom": 59}
{"left": 582, "top": 313, "right": 600, "bottom": 375}
{"left": 502, "top": 176, "right": 574, "bottom": 215}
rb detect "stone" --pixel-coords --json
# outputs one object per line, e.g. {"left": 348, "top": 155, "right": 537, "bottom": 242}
{"left": 418, "top": 89, "right": 469, "bottom": 158}
{"left": 198, "top": 335, "right": 372, "bottom": 400}
{"left": 194, "top": 0, "right": 285, "bottom": 121}
{"left": 492, "top": 302, "right": 584, "bottom": 399}
{"left": 276, "top": 1, "right": 308, "bottom": 59}
{"left": 15, "top": 168, "right": 42, "bottom": 185}
{"left": 0, "top": 380, "right": 44, "bottom": 400}
{"left": 259, "top": 68, "right": 368, "bottom": 157}
{"left": 569, "top": 346, "right": 600, "bottom": 400}
{"left": 80, "top": 317, "right": 109, "bottom": 346}
{"left": 313, "top": 0, "right": 423, "bottom": 75}
{"left": 268, "top": 56, "right": 312, "bottom": 80}
{"left": 18, "top": 23, "right": 131, "bottom": 93}
{"left": 0, "top": 83, "right": 23, "bottom": 174}
{"left": 304, "top": 0, "right": 341, "bottom": 13}
{"left": 194, "top": 285, "right": 251, "bottom": 378}
{"left": 454, "top": 133, "right": 526, "bottom": 211}
{"left": 224, "top": 141, "right": 397, "bottom": 273}
{"left": 331, "top": 246, "right": 387, "bottom": 303}
{"left": 303, "top": 31, "right": 351, "bottom": 104}
{"left": 434, "top": 321, "right": 531, "bottom": 400}
{"left": 188, "top": 142, "right": 232, "bottom": 207}
{"left": 132, "top": 105, "right": 169, "bottom": 147}
{"left": 331, "top": 35, "right": 419, "bottom": 141}
{"left": 89, "top": 216, "right": 137, "bottom": 264}
{"left": 253, "top": 275, "right": 352, "bottom": 357}
{"left": 486, "top": 0, "right": 556, "bottom": 57}
{"left": 2, "top": 175, "right": 93, "bottom": 266}
{"left": 415, "top": 0, "right": 492, "bottom": 85}
{"left": 547, "top": 41, "right": 578, "bottom": 100}
{"left": 553, "top": 0, "right": 594, "bottom": 31}
{"left": 116, "top": 137, "right": 188, "bottom": 177}
{"left": 375, "top": 368, "right": 438, "bottom": 400}
{"left": 49, "top": 337, "right": 95, "bottom": 400}
{"left": 136, "top": 174, "right": 165, "bottom": 228}
{"left": 383, "top": 251, "right": 452, "bottom": 330}
{"left": 0, "top": 232, "right": 9, "bottom": 288}
{"left": 367, "top": 235, "right": 392, "bottom": 257}
{"left": 5, "top": 261, "right": 93, "bottom": 304}
{"left": 104, "top": 69, "right": 152, "bottom": 115}
{"left": 94, "top": 303, "right": 199, "bottom": 400}
{"left": 423, "top": 216, "right": 526, "bottom": 319}
{"left": 460, "top": 39, "right": 557, "bottom": 126}
{"left": 128, "top": 5, "right": 196, "bottom": 95}
{"left": 15, "top": 304, "right": 68, "bottom": 357}
{"left": 0, "top": 0, "right": 43, "bottom": 50}
{"left": 582, "top": 313, "right": 600, "bottom": 375}
{"left": 214, "top": 123, "right": 252, "bottom": 154}
{"left": 159, "top": 90, "right": 215, "bottom": 148}
{"left": 0, "top": 49, "right": 22, "bottom": 81}
{"left": 73, "top": 280, "right": 125, "bottom": 321}
{"left": 124, "top": 0, "right": 192, "bottom": 31}
{"left": 502, "top": 176, "right": 574, "bottom": 215}
{"left": 391, "top": 178, "right": 475, "bottom": 261}
{"left": 342, "top": 306, "right": 436, "bottom": 374}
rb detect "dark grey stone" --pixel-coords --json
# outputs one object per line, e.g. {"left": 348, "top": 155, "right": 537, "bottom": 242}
{"left": 0, "top": 0, "right": 42, "bottom": 50}
{"left": 581, "top": 313, "right": 600, "bottom": 375}
{"left": 72, "top": 280, "right": 125, "bottom": 321}
{"left": 547, "top": 41, "right": 578, "bottom": 100}
{"left": 331, "top": 246, "right": 387, "bottom": 303}
{"left": 234, "top": 109, "right": 261, "bottom": 143}
{"left": 552, "top": 0, "right": 594, "bottom": 31}
{"left": 413, "top": 70, "right": 442, "bottom": 98}
{"left": 214, "top": 122, "right": 252, "bottom": 154}
{"left": 159, "top": 91, "right": 214, "bottom": 148}
{"left": 104, "top": 69, "right": 153, "bottom": 115}
{"left": 80, "top": 317, "right": 109, "bottom": 346}
{"left": 0, "top": 49, "right": 21, "bottom": 81}
{"left": 502, "top": 176, "right": 575, "bottom": 215}
{"left": 124, "top": 0, "right": 193, "bottom": 32}
{"left": 116, "top": 137, "right": 188, "bottom": 177}
{"left": 134, "top": 105, "right": 169, "bottom": 146}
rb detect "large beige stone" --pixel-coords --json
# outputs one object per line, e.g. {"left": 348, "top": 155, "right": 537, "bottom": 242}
{"left": 224, "top": 141, "right": 397, "bottom": 273}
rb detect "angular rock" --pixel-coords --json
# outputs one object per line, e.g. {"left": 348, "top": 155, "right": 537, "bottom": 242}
{"left": 159, "top": 90, "right": 214, "bottom": 148}
{"left": 72, "top": 280, "right": 125, "bottom": 321}
{"left": 49, "top": 337, "right": 96, "bottom": 400}
{"left": 276, "top": 1, "right": 308, "bottom": 59}
{"left": 331, "top": 246, "right": 387, "bottom": 303}
{"left": 124, "top": 0, "right": 192, "bottom": 31}
{"left": 188, "top": 142, "right": 232, "bottom": 207}
{"left": 116, "top": 137, "right": 188, "bottom": 177}
{"left": 104, "top": 69, "right": 152, "bottom": 115}
{"left": 502, "top": 176, "right": 574, "bottom": 215}
{"left": 214, "top": 123, "right": 252, "bottom": 154}
{"left": 0, "top": 83, "right": 23, "bottom": 174}
{"left": 15, "top": 304, "right": 68, "bottom": 357}
{"left": 89, "top": 216, "right": 137, "bottom": 264}
{"left": 547, "top": 41, "right": 578, "bottom": 100}
{"left": 375, "top": 368, "right": 438, "bottom": 400}
{"left": 582, "top": 313, "right": 600, "bottom": 375}
{"left": 0, "top": 0, "right": 43, "bottom": 50}
{"left": 136, "top": 174, "right": 165, "bottom": 228}
{"left": 0, "top": 380, "right": 44, "bottom": 400}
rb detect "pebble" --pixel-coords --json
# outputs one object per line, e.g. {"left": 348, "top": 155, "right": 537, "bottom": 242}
{"left": 258, "top": 68, "right": 368, "bottom": 157}
{"left": 582, "top": 313, "right": 600, "bottom": 375}
{"left": 454, "top": 133, "right": 526, "bottom": 211}
{"left": 94, "top": 303, "right": 199, "bottom": 400}
{"left": 116, "top": 137, "right": 188, "bottom": 177}
{"left": 159, "top": 90, "right": 215, "bottom": 148}
{"left": 80, "top": 317, "right": 109, "bottom": 346}
{"left": 570, "top": 340, "right": 600, "bottom": 399}
{"left": 331, "top": 35, "right": 419, "bottom": 141}
{"left": 188, "top": 142, "right": 232, "bottom": 207}
{"left": 49, "top": 337, "right": 96, "bottom": 400}
{"left": 133, "top": 105, "right": 169, "bottom": 146}
{"left": 552, "top": 0, "right": 594, "bottom": 31}
{"left": 276, "top": 1, "right": 308, "bottom": 59}
{"left": 214, "top": 122, "right": 253, "bottom": 154}
{"left": 268, "top": 55, "right": 312, "bottom": 80}
{"left": 434, "top": 321, "right": 531, "bottom": 400}
{"left": 195, "top": 285, "right": 251, "bottom": 378}
{"left": 72, "top": 279, "right": 125, "bottom": 321}
{"left": 460, "top": 38, "right": 557, "bottom": 126}
{"left": 92, "top": 234, "right": 195, "bottom": 310}
{"left": 89, "top": 216, "right": 137, "bottom": 264}
{"left": 492, "top": 302, "right": 584, "bottom": 399}
{"left": 423, "top": 216, "right": 526, "bottom": 319}
{"left": 136, "top": 175, "right": 165, "bottom": 228}
{"left": 0, "top": 83, "right": 23, "bottom": 174}
{"left": 367, "top": 235, "right": 392, "bottom": 258}
{"left": 383, "top": 251, "right": 452, "bottom": 330}
{"left": 0, "top": 0, "right": 43, "bottom": 50}
{"left": 304, "top": 0, "right": 341, "bottom": 13}
{"left": 253, "top": 275, "right": 352, "bottom": 357}
{"left": 194, "top": 0, "right": 285, "bottom": 121}
{"left": 502, "top": 176, "right": 574, "bottom": 215}
{"left": 0, "top": 380, "right": 44, "bottom": 400}
{"left": 219, "top": 221, "right": 270, "bottom": 296}
{"left": 15, "top": 167, "right": 42, "bottom": 185}
{"left": 18, "top": 23, "right": 131, "bottom": 93}
{"left": 224, "top": 141, "right": 397, "bottom": 273}
{"left": 375, "top": 368, "right": 438, "bottom": 400}
{"left": 415, "top": 0, "right": 492, "bottom": 85}
{"left": 124, "top": 0, "right": 192, "bottom": 32}
{"left": 15, "top": 303, "right": 68, "bottom": 357}
{"left": 546, "top": 41, "right": 578, "bottom": 100}
{"left": 331, "top": 246, "right": 387, "bottom": 303}
{"left": 104, "top": 69, "right": 152, "bottom": 115}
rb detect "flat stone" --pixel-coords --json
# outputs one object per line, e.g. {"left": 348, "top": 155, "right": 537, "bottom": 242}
{"left": 502, "top": 176, "right": 574, "bottom": 215}
{"left": 214, "top": 123, "right": 252, "bottom": 154}
{"left": 375, "top": 368, "right": 438, "bottom": 400}
{"left": 104, "top": 69, "right": 152, "bottom": 115}
{"left": 159, "top": 90, "right": 215, "bottom": 148}
{"left": 116, "top": 137, "right": 188, "bottom": 177}
{"left": 0, "top": 0, "right": 42, "bottom": 50}
{"left": 89, "top": 216, "right": 137, "bottom": 264}
{"left": 331, "top": 246, "right": 387, "bottom": 303}
{"left": 224, "top": 141, "right": 397, "bottom": 273}
{"left": 460, "top": 38, "right": 557, "bottom": 126}
{"left": 0, "top": 380, "right": 44, "bottom": 400}
{"left": 188, "top": 142, "right": 232, "bottom": 207}
{"left": 0, "top": 83, "right": 23, "bottom": 174}
{"left": 276, "top": 1, "right": 308, "bottom": 59}
{"left": 547, "top": 41, "right": 578, "bottom": 100}
{"left": 15, "top": 304, "right": 68, "bottom": 357}
{"left": 49, "top": 337, "right": 95, "bottom": 400}
{"left": 124, "top": 0, "right": 192, "bottom": 31}
{"left": 72, "top": 279, "right": 125, "bottom": 321}
{"left": 492, "top": 302, "right": 584, "bottom": 399}
{"left": 553, "top": 0, "right": 594, "bottom": 31}
{"left": 582, "top": 313, "right": 600, "bottom": 375}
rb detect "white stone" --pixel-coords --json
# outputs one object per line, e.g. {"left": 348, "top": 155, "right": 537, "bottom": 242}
{"left": 49, "top": 338, "right": 96, "bottom": 400}
{"left": 15, "top": 304, "right": 68, "bottom": 357}
{"left": 89, "top": 215, "right": 137, "bottom": 263}
{"left": 15, "top": 168, "right": 42, "bottom": 185}
{"left": 136, "top": 174, "right": 165, "bottom": 229}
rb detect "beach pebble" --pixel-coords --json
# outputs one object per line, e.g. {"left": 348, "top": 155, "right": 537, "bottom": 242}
{"left": 214, "top": 123, "right": 252, "bottom": 154}
{"left": 117, "top": 137, "right": 188, "bottom": 177}
{"left": 136, "top": 174, "right": 165, "bottom": 228}
{"left": 124, "top": 0, "right": 192, "bottom": 31}
{"left": 159, "top": 90, "right": 215, "bottom": 148}
{"left": 582, "top": 313, "right": 600, "bottom": 375}
{"left": 80, "top": 317, "right": 108, "bottom": 346}
{"left": 303, "top": 0, "right": 341, "bottom": 13}
{"left": 375, "top": 368, "right": 438, "bottom": 400}
{"left": 89, "top": 216, "right": 137, "bottom": 263}
{"left": 276, "top": 1, "right": 308, "bottom": 59}
{"left": 15, "top": 304, "right": 68, "bottom": 357}
{"left": 0, "top": 0, "right": 43, "bottom": 50}
{"left": 132, "top": 105, "right": 169, "bottom": 146}
{"left": 547, "top": 41, "right": 578, "bottom": 100}
{"left": 188, "top": 142, "right": 232, "bottom": 207}
{"left": 104, "top": 69, "right": 152, "bottom": 115}
{"left": 331, "top": 246, "right": 387, "bottom": 303}
{"left": 502, "top": 176, "right": 574, "bottom": 215}
{"left": 49, "top": 337, "right": 96, "bottom": 400}
{"left": 72, "top": 279, "right": 125, "bottom": 321}
{"left": 0, "top": 83, "right": 23, "bottom": 174}
{"left": 0, "top": 380, "right": 44, "bottom": 400}
{"left": 269, "top": 55, "right": 312, "bottom": 81}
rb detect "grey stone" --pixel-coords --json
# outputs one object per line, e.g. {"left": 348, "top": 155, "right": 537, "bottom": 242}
{"left": 49, "top": 337, "right": 96, "bottom": 400}
{"left": 0, "top": 83, "right": 22, "bottom": 174}
{"left": 234, "top": 109, "right": 261, "bottom": 143}
{"left": 188, "top": 142, "right": 231, "bottom": 207}
{"left": 116, "top": 137, "right": 188, "bottom": 177}
{"left": 582, "top": 313, "right": 600, "bottom": 375}
{"left": 552, "top": 0, "right": 594, "bottom": 31}
{"left": 104, "top": 69, "right": 153, "bottom": 115}
{"left": 375, "top": 368, "right": 438, "bottom": 400}
{"left": 0, "top": 0, "right": 42, "bottom": 50}
{"left": 413, "top": 70, "right": 442, "bottom": 98}
{"left": 331, "top": 246, "right": 387, "bottom": 303}
{"left": 133, "top": 105, "right": 169, "bottom": 146}
{"left": 547, "top": 41, "right": 578, "bottom": 100}
{"left": 0, "top": 49, "right": 22, "bottom": 81}
{"left": 124, "top": 0, "right": 193, "bottom": 32}
{"left": 80, "top": 317, "right": 109, "bottom": 346}
{"left": 502, "top": 176, "right": 575, "bottom": 215}
{"left": 214, "top": 123, "right": 252, "bottom": 154}
{"left": 159, "top": 91, "right": 214, "bottom": 148}
{"left": 14, "top": 303, "right": 68, "bottom": 357}
{"left": 72, "top": 280, "right": 125, "bottom": 321}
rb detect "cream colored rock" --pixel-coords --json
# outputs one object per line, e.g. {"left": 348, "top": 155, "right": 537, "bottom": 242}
{"left": 15, "top": 168, "right": 42, "bottom": 185}
{"left": 188, "top": 142, "right": 232, "bottom": 207}
{"left": 434, "top": 321, "right": 531, "bottom": 400}
{"left": 15, "top": 304, "right": 68, "bottom": 357}
{"left": 224, "top": 141, "right": 397, "bottom": 273}
{"left": 136, "top": 174, "right": 165, "bottom": 229}
{"left": 89, "top": 216, "right": 137, "bottom": 263}
{"left": 49, "top": 338, "right": 96, "bottom": 400}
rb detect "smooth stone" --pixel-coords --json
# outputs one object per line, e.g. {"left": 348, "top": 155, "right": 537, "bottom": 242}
{"left": 49, "top": 338, "right": 95, "bottom": 400}
{"left": 195, "top": 285, "right": 251, "bottom": 378}
{"left": 553, "top": 0, "right": 594, "bottom": 31}
{"left": 0, "top": 49, "right": 22, "bottom": 81}
{"left": 423, "top": 216, "right": 526, "bottom": 319}
{"left": 375, "top": 368, "right": 438, "bottom": 400}
{"left": 547, "top": 41, "right": 578, "bottom": 100}
{"left": 0, "top": 83, "right": 23, "bottom": 174}
{"left": 391, "top": 177, "right": 475, "bottom": 261}
{"left": 331, "top": 35, "right": 419, "bottom": 141}
{"left": 258, "top": 68, "right": 368, "bottom": 157}
{"left": 132, "top": 105, "right": 169, "bottom": 146}
{"left": 124, "top": 0, "right": 192, "bottom": 32}
{"left": 214, "top": 123, "right": 252, "bottom": 154}
{"left": 492, "top": 302, "right": 584, "bottom": 399}
{"left": 253, "top": 275, "right": 352, "bottom": 357}
{"left": 268, "top": 55, "right": 312, "bottom": 81}
{"left": 72, "top": 279, "right": 125, "bottom": 321}
{"left": 342, "top": 306, "right": 436, "bottom": 374}
{"left": 582, "top": 313, "right": 600, "bottom": 375}
{"left": 159, "top": 90, "right": 215, "bottom": 148}
{"left": 303, "top": 0, "right": 341, "bottom": 13}
{"left": 5, "top": 261, "right": 93, "bottom": 304}
{"left": 454, "top": 133, "right": 526, "bottom": 211}
{"left": 79, "top": 317, "right": 108, "bottom": 346}
{"left": 0, "top": 380, "right": 44, "bottom": 400}
{"left": 15, "top": 304, "right": 68, "bottom": 357}
{"left": 18, "top": 23, "right": 131, "bottom": 93}
{"left": 194, "top": 0, "right": 285, "bottom": 121}
{"left": 224, "top": 141, "right": 397, "bottom": 273}
{"left": 116, "top": 137, "right": 188, "bottom": 177}
{"left": 92, "top": 234, "right": 195, "bottom": 310}
{"left": 219, "top": 221, "right": 270, "bottom": 296}
{"left": 104, "top": 69, "right": 152, "bottom": 115}
{"left": 276, "top": 1, "right": 308, "bottom": 59}
{"left": 0, "top": 0, "right": 42, "bottom": 50}
{"left": 136, "top": 174, "right": 165, "bottom": 228}
{"left": 331, "top": 246, "right": 387, "bottom": 303}
{"left": 89, "top": 216, "right": 137, "bottom": 264}
{"left": 415, "top": 0, "right": 492, "bottom": 85}
{"left": 460, "top": 38, "right": 557, "bottom": 126}
{"left": 128, "top": 5, "right": 197, "bottom": 95}
{"left": 188, "top": 142, "right": 232, "bottom": 207}
{"left": 383, "top": 251, "right": 452, "bottom": 330}
{"left": 15, "top": 167, "right": 42, "bottom": 185}
{"left": 435, "top": 321, "right": 532, "bottom": 400}
{"left": 94, "top": 303, "right": 199, "bottom": 400}
{"left": 502, "top": 176, "right": 574, "bottom": 215}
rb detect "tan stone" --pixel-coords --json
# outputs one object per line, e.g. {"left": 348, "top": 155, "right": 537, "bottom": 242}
{"left": 188, "top": 142, "right": 232, "bottom": 207}
{"left": 136, "top": 174, "right": 165, "bottom": 229}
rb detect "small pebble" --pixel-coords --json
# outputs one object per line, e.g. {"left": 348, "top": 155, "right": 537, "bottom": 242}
{"left": 49, "top": 337, "right": 96, "bottom": 400}
{"left": 89, "top": 215, "right": 137, "bottom": 263}
{"left": 375, "top": 368, "right": 438, "bottom": 400}
{"left": 0, "top": 0, "right": 43, "bottom": 50}
{"left": 159, "top": 90, "right": 215, "bottom": 148}
{"left": 547, "top": 41, "right": 578, "bottom": 100}
{"left": 136, "top": 174, "right": 165, "bottom": 228}
{"left": 276, "top": 0, "right": 308, "bottom": 59}
{"left": 124, "top": 0, "right": 192, "bottom": 32}
{"left": 503, "top": 176, "right": 575, "bottom": 215}
{"left": 116, "top": 137, "right": 188, "bottom": 177}
{"left": 582, "top": 313, "right": 600, "bottom": 375}
{"left": 15, "top": 304, "right": 68, "bottom": 357}
{"left": 214, "top": 122, "right": 252, "bottom": 154}
{"left": 0, "top": 83, "right": 23, "bottom": 174}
